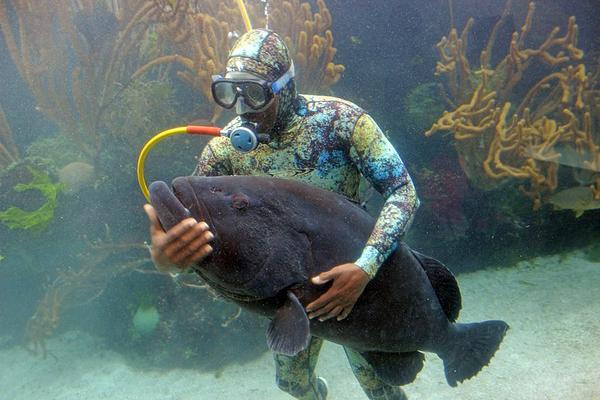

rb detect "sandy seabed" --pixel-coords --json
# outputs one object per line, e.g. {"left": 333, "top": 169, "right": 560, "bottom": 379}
{"left": 1, "top": 251, "right": 599, "bottom": 400}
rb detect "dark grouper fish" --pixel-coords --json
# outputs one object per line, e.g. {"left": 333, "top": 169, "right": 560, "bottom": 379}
{"left": 149, "top": 176, "right": 508, "bottom": 387}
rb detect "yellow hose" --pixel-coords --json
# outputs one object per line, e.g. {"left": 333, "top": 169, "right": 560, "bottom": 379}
{"left": 136, "top": 127, "right": 188, "bottom": 201}
{"left": 236, "top": 0, "right": 253, "bottom": 32}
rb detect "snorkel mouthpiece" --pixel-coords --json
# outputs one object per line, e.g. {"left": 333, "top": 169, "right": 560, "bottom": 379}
{"left": 223, "top": 122, "right": 270, "bottom": 152}
{"left": 230, "top": 126, "right": 257, "bottom": 152}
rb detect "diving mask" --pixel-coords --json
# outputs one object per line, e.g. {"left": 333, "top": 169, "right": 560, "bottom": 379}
{"left": 211, "top": 62, "right": 295, "bottom": 112}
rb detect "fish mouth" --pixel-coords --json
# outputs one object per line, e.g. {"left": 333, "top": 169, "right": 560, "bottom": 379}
{"left": 172, "top": 177, "right": 216, "bottom": 235}
{"left": 193, "top": 191, "right": 216, "bottom": 234}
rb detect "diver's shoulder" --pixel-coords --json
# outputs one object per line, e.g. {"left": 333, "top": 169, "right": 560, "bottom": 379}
{"left": 207, "top": 117, "right": 242, "bottom": 153}
{"left": 301, "top": 94, "right": 365, "bottom": 113}
{"left": 205, "top": 135, "right": 234, "bottom": 156}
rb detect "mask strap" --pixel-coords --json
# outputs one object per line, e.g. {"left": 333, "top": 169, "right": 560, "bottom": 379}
{"left": 270, "top": 61, "right": 295, "bottom": 94}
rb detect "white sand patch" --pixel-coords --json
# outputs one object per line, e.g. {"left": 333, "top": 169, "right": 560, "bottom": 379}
{"left": 0, "top": 251, "right": 598, "bottom": 400}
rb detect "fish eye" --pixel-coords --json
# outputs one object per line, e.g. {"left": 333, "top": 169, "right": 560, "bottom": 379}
{"left": 231, "top": 193, "right": 250, "bottom": 210}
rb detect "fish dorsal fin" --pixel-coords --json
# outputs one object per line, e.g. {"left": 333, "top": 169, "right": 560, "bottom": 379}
{"left": 359, "top": 350, "right": 425, "bottom": 386}
{"left": 411, "top": 249, "right": 462, "bottom": 322}
{"left": 267, "top": 291, "right": 310, "bottom": 356}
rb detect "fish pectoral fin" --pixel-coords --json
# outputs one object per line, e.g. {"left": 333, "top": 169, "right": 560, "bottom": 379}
{"left": 359, "top": 351, "right": 425, "bottom": 386}
{"left": 266, "top": 291, "right": 310, "bottom": 356}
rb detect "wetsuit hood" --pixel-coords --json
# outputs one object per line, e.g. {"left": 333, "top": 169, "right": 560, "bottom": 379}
{"left": 226, "top": 29, "right": 303, "bottom": 137}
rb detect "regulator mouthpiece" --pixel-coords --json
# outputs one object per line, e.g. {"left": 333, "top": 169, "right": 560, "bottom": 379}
{"left": 225, "top": 123, "right": 270, "bottom": 152}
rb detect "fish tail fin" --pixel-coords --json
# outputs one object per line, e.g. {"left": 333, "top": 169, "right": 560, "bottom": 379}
{"left": 442, "top": 320, "right": 509, "bottom": 387}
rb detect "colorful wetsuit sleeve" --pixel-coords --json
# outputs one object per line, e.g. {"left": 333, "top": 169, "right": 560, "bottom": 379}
{"left": 349, "top": 114, "right": 420, "bottom": 279}
{"left": 192, "top": 136, "right": 234, "bottom": 176}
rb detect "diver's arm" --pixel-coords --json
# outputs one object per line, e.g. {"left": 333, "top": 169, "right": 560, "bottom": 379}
{"left": 306, "top": 183, "right": 418, "bottom": 320}
{"left": 306, "top": 114, "right": 419, "bottom": 322}
{"left": 355, "top": 181, "right": 419, "bottom": 277}
{"left": 350, "top": 113, "right": 420, "bottom": 279}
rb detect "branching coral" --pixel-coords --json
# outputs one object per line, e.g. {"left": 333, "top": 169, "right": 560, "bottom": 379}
{"left": 0, "top": 0, "right": 158, "bottom": 158}
{"left": 0, "top": 105, "right": 19, "bottom": 169}
{"left": 426, "top": 0, "right": 600, "bottom": 207}
{"left": 1, "top": 0, "right": 343, "bottom": 147}
{"left": 133, "top": 0, "right": 237, "bottom": 122}
{"left": 133, "top": 0, "right": 343, "bottom": 122}
{"left": 23, "top": 229, "right": 152, "bottom": 358}
{"left": 267, "top": 0, "right": 344, "bottom": 93}
{"left": 23, "top": 280, "right": 65, "bottom": 359}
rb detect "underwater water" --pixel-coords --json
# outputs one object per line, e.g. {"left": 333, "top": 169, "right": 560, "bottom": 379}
{"left": 1, "top": 0, "right": 599, "bottom": 399}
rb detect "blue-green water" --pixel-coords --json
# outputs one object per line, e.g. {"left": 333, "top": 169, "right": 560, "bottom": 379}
{"left": 1, "top": 0, "right": 599, "bottom": 399}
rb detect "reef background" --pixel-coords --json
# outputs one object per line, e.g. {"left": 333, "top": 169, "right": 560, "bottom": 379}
{"left": 0, "top": 0, "right": 599, "bottom": 394}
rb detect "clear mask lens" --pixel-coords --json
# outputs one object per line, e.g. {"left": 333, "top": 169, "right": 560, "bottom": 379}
{"left": 213, "top": 81, "right": 238, "bottom": 108}
{"left": 212, "top": 63, "right": 294, "bottom": 111}
{"left": 243, "top": 83, "right": 267, "bottom": 108}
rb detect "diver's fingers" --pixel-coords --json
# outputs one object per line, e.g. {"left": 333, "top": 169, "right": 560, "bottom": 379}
{"left": 319, "top": 306, "right": 344, "bottom": 322}
{"left": 312, "top": 265, "right": 343, "bottom": 285}
{"left": 306, "top": 288, "right": 337, "bottom": 313}
{"left": 337, "top": 306, "right": 354, "bottom": 321}
{"left": 173, "top": 221, "right": 211, "bottom": 249}
{"left": 308, "top": 298, "right": 339, "bottom": 319}
{"left": 162, "top": 221, "right": 209, "bottom": 258}
{"left": 183, "top": 243, "right": 214, "bottom": 266}
{"left": 158, "top": 220, "right": 197, "bottom": 263}
{"left": 143, "top": 204, "right": 162, "bottom": 233}
{"left": 159, "top": 218, "right": 199, "bottom": 247}
{"left": 171, "top": 230, "right": 214, "bottom": 265}
{"left": 187, "top": 228, "right": 214, "bottom": 250}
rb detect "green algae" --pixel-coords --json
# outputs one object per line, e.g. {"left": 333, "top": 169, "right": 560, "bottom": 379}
{"left": 0, "top": 167, "right": 64, "bottom": 231}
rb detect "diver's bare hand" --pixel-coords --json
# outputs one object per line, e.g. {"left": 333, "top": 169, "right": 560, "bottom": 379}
{"left": 306, "top": 263, "right": 369, "bottom": 321}
{"left": 143, "top": 204, "right": 214, "bottom": 274}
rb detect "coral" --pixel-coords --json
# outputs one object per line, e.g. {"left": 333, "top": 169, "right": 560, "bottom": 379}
{"left": 267, "top": 0, "right": 345, "bottom": 93}
{"left": 25, "top": 135, "right": 88, "bottom": 169}
{"left": 104, "top": 79, "right": 177, "bottom": 147}
{"left": 0, "top": 105, "right": 19, "bottom": 169}
{"left": 23, "top": 281, "right": 64, "bottom": 359}
{"left": 0, "top": 167, "right": 64, "bottom": 231}
{"left": 133, "top": 0, "right": 344, "bottom": 122}
{"left": 404, "top": 82, "right": 447, "bottom": 131}
{"left": 0, "top": 0, "right": 159, "bottom": 158}
{"left": 1, "top": 0, "right": 343, "bottom": 152}
{"left": 426, "top": 1, "right": 600, "bottom": 208}
{"left": 415, "top": 156, "right": 470, "bottom": 239}
{"left": 23, "top": 229, "right": 151, "bottom": 358}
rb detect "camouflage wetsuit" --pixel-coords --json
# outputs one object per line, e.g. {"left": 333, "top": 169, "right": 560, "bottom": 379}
{"left": 194, "top": 29, "right": 419, "bottom": 400}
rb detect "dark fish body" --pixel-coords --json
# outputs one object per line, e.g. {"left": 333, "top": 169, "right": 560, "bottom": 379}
{"left": 150, "top": 175, "right": 508, "bottom": 386}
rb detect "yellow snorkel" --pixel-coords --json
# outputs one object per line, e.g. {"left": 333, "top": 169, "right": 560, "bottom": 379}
{"left": 236, "top": 0, "right": 253, "bottom": 32}
{"left": 136, "top": 126, "right": 222, "bottom": 201}
{"left": 137, "top": 122, "right": 268, "bottom": 201}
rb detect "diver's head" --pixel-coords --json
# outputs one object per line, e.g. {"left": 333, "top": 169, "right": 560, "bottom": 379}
{"left": 211, "top": 29, "right": 297, "bottom": 135}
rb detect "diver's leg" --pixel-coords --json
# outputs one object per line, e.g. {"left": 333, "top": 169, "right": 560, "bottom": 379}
{"left": 274, "top": 336, "right": 328, "bottom": 400}
{"left": 344, "top": 347, "right": 408, "bottom": 400}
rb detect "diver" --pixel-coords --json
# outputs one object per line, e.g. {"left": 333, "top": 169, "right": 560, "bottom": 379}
{"left": 144, "top": 29, "right": 419, "bottom": 400}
